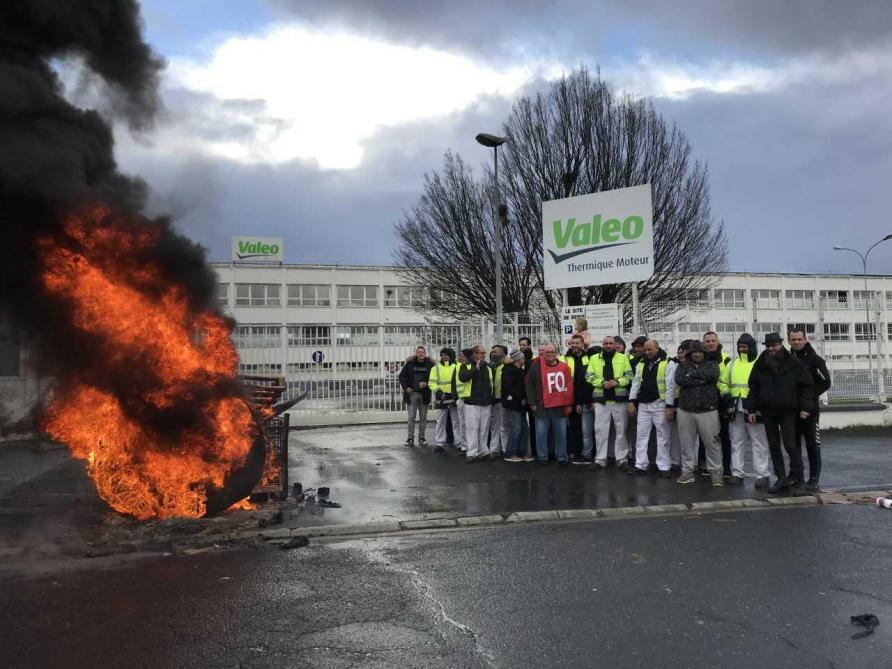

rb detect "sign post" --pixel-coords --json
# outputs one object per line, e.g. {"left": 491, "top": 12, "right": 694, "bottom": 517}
{"left": 543, "top": 184, "right": 654, "bottom": 335}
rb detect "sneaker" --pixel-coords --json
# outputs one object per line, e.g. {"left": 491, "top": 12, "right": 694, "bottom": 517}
{"left": 433, "top": 445, "right": 445, "bottom": 453}
{"left": 504, "top": 456, "right": 523, "bottom": 463}
{"left": 677, "top": 472, "right": 696, "bottom": 484}
{"left": 670, "top": 464, "right": 681, "bottom": 473}
{"left": 754, "top": 476, "right": 770, "bottom": 489}
{"left": 617, "top": 461, "right": 633, "bottom": 473}
{"left": 805, "top": 478, "right": 820, "bottom": 491}
{"left": 786, "top": 476, "right": 805, "bottom": 492}
{"left": 697, "top": 467, "right": 710, "bottom": 477}
{"left": 558, "top": 460, "right": 571, "bottom": 467}
{"left": 460, "top": 447, "right": 468, "bottom": 453}
{"left": 486, "top": 453, "right": 497, "bottom": 461}
{"left": 589, "top": 461, "right": 607, "bottom": 471}
{"left": 418, "top": 437, "right": 427, "bottom": 446}
{"left": 711, "top": 473, "right": 724, "bottom": 487}
{"left": 725, "top": 476, "right": 744, "bottom": 486}
{"left": 628, "top": 467, "right": 646, "bottom": 476}
{"left": 405, "top": 437, "right": 415, "bottom": 447}
{"left": 659, "top": 470, "right": 673, "bottom": 479}
{"left": 571, "top": 458, "right": 589, "bottom": 465}
{"left": 465, "top": 456, "right": 478, "bottom": 463}
{"left": 523, "top": 455, "right": 535, "bottom": 462}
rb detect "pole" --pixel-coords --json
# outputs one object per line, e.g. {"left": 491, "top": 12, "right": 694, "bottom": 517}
{"left": 858, "top": 255, "right": 876, "bottom": 399}
{"left": 493, "top": 145, "right": 503, "bottom": 345}
{"left": 631, "top": 283, "right": 640, "bottom": 337}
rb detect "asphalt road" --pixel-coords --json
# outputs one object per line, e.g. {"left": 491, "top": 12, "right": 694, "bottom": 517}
{"left": 2, "top": 503, "right": 891, "bottom": 668}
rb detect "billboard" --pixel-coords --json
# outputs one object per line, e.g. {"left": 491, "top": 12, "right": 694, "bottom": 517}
{"left": 231, "top": 237, "right": 284, "bottom": 262}
{"left": 543, "top": 184, "right": 654, "bottom": 289}
{"left": 561, "top": 304, "right": 620, "bottom": 343}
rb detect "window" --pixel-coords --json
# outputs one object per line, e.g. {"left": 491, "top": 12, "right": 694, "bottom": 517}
{"left": 235, "top": 283, "right": 281, "bottom": 307}
{"left": 854, "top": 322, "right": 877, "bottom": 341}
{"left": 288, "top": 362, "right": 333, "bottom": 372}
{"left": 335, "top": 325, "right": 379, "bottom": 346}
{"left": 217, "top": 283, "right": 229, "bottom": 308}
{"left": 287, "top": 284, "right": 330, "bottom": 307}
{"left": 287, "top": 325, "right": 331, "bottom": 347}
{"left": 823, "top": 323, "right": 850, "bottom": 341}
{"left": 820, "top": 290, "right": 848, "bottom": 309}
{"left": 785, "top": 290, "right": 815, "bottom": 309}
{"left": 383, "top": 325, "right": 425, "bottom": 346}
{"left": 684, "top": 290, "right": 711, "bottom": 309}
{"left": 713, "top": 289, "right": 745, "bottom": 309}
{"left": 238, "top": 362, "right": 282, "bottom": 374}
{"left": 233, "top": 325, "right": 281, "bottom": 348}
{"left": 853, "top": 290, "right": 878, "bottom": 310}
{"left": 337, "top": 285, "right": 378, "bottom": 307}
{"left": 715, "top": 322, "right": 747, "bottom": 336}
{"left": 678, "top": 322, "right": 711, "bottom": 335}
{"left": 383, "top": 285, "right": 426, "bottom": 308}
{"left": 0, "top": 316, "right": 20, "bottom": 377}
{"left": 751, "top": 289, "right": 780, "bottom": 309}
{"left": 787, "top": 323, "right": 816, "bottom": 336}
{"left": 754, "top": 322, "right": 782, "bottom": 336}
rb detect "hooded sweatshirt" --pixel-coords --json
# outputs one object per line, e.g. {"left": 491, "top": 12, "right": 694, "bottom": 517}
{"left": 674, "top": 342, "right": 720, "bottom": 412}
{"left": 719, "top": 333, "right": 758, "bottom": 415}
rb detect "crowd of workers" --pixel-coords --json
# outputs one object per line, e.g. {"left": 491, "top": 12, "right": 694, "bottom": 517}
{"left": 398, "top": 319, "right": 830, "bottom": 495}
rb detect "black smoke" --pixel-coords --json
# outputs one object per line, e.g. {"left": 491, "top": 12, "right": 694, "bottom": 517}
{"left": 0, "top": 1, "right": 229, "bottom": 433}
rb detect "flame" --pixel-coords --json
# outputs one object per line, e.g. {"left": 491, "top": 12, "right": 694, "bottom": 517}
{"left": 226, "top": 497, "right": 256, "bottom": 513}
{"left": 40, "top": 206, "right": 256, "bottom": 520}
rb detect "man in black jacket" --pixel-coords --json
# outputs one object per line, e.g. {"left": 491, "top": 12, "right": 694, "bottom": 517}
{"left": 703, "top": 331, "right": 732, "bottom": 477}
{"left": 458, "top": 345, "right": 494, "bottom": 462}
{"left": 789, "top": 328, "right": 831, "bottom": 490}
{"left": 561, "top": 334, "right": 591, "bottom": 463}
{"left": 398, "top": 346, "right": 436, "bottom": 447}
{"left": 745, "top": 333, "right": 816, "bottom": 494}
{"left": 675, "top": 341, "right": 723, "bottom": 486}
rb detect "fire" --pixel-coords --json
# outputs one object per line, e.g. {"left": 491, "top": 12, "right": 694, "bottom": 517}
{"left": 226, "top": 497, "right": 257, "bottom": 513}
{"left": 40, "top": 206, "right": 257, "bottom": 520}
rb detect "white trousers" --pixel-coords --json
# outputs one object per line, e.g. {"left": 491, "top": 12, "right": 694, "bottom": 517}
{"left": 488, "top": 403, "right": 509, "bottom": 455}
{"left": 634, "top": 400, "right": 671, "bottom": 472}
{"left": 463, "top": 404, "right": 492, "bottom": 459}
{"left": 456, "top": 399, "right": 467, "bottom": 450}
{"left": 729, "top": 412, "right": 772, "bottom": 478}
{"left": 594, "top": 403, "right": 629, "bottom": 464}
{"left": 435, "top": 403, "right": 460, "bottom": 446}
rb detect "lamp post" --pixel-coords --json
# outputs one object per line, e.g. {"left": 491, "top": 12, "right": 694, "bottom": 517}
{"left": 833, "top": 234, "right": 892, "bottom": 399}
{"left": 476, "top": 132, "right": 507, "bottom": 345}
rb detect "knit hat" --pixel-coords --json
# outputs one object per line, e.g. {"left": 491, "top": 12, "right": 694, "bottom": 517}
{"left": 687, "top": 340, "right": 705, "bottom": 354}
{"left": 461, "top": 348, "right": 475, "bottom": 361}
{"left": 632, "top": 335, "right": 647, "bottom": 347}
{"left": 613, "top": 336, "right": 626, "bottom": 347}
{"left": 509, "top": 349, "right": 524, "bottom": 362}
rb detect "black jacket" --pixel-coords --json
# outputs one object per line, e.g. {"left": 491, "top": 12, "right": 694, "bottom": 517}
{"left": 398, "top": 356, "right": 435, "bottom": 404}
{"left": 563, "top": 349, "right": 592, "bottom": 406}
{"left": 459, "top": 360, "right": 494, "bottom": 406}
{"left": 791, "top": 343, "right": 831, "bottom": 411}
{"left": 675, "top": 360, "right": 720, "bottom": 413}
{"left": 501, "top": 364, "right": 525, "bottom": 412}
{"left": 745, "top": 348, "right": 816, "bottom": 415}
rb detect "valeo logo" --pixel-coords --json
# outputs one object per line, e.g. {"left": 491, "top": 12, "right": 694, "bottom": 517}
{"left": 548, "top": 214, "right": 644, "bottom": 264}
{"left": 236, "top": 239, "right": 280, "bottom": 259}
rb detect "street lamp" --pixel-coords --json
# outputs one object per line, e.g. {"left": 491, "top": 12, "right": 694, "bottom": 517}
{"left": 476, "top": 132, "right": 507, "bottom": 344}
{"left": 833, "top": 233, "right": 892, "bottom": 398}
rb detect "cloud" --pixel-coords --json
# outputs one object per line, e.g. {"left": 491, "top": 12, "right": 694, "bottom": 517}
{"left": 164, "top": 24, "right": 558, "bottom": 169}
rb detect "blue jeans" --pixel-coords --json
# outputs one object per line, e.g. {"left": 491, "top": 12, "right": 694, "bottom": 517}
{"left": 581, "top": 405, "right": 595, "bottom": 459}
{"left": 504, "top": 408, "right": 525, "bottom": 457}
{"left": 535, "top": 408, "right": 568, "bottom": 463}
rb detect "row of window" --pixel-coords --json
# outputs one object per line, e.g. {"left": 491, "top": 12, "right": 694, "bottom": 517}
{"left": 679, "top": 289, "right": 884, "bottom": 310}
{"left": 218, "top": 284, "right": 450, "bottom": 308}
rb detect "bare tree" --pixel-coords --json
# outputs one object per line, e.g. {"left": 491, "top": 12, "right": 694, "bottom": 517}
{"left": 395, "top": 67, "right": 728, "bottom": 328}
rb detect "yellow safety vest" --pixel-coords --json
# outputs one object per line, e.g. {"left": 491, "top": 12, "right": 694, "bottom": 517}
{"left": 456, "top": 363, "right": 493, "bottom": 399}
{"left": 720, "top": 355, "right": 755, "bottom": 398}
{"left": 585, "top": 353, "right": 633, "bottom": 401}
{"left": 636, "top": 358, "right": 669, "bottom": 400}
{"left": 428, "top": 362, "right": 456, "bottom": 394}
{"left": 559, "top": 354, "right": 590, "bottom": 377}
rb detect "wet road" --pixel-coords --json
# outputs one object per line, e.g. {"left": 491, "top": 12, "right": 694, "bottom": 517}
{"left": 2, "top": 503, "right": 890, "bottom": 668}
{"left": 286, "top": 425, "right": 892, "bottom": 526}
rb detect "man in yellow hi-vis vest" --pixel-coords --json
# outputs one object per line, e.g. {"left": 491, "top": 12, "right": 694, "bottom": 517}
{"left": 429, "top": 348, "right": 459, "bottom": 453}
{"left": 628, "top": 339, "right": 677, "bottom": 476}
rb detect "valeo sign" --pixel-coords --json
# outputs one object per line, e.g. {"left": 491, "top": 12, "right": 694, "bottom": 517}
{"left": 231, "top": 236, "right": 284, "bottom": 262}
{"left": 542, "top": 184, "right": 654, "bottom": 289}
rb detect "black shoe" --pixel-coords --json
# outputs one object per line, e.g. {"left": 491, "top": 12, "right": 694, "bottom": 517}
{"left": 659, "top": 470, "right": 673, "bottom": 478}
{"left": 767, "top": 479, "right": 789, "bottom": 494}
{"left": 697, "top": 466, "right": 710, "bottom": 477}
{"left": 465, "top": 455, "right": 478, "bottom": 463}
{"left": 805, "top": 478, "right": 820, "bottom": 491}
{"left": 786, "top": 476, "right": 805, "bottom": 492}
{"left": 670, "top": 464, "right": 681, "bottom": 473}
{"left": 418, "top": 438, "right": 427, "bottom": 446}
{"left": 406, "top": 438, "right": 415, "bottom": 447}
{"left": 627, "top": 467, "right": 646, "bottom": 476}
{"left": 754, "top": 476, "right": 770, "bottom": 489}
{"left": 538, "top": 459, "right": 549, "bottom": 466}
{"left": 558, "top": 460, "right": 571, "bottom": 467}
{"left": 445, "top": 441, "right": 454, "bottom": 447}
{"left": 725, "top": 476, "right": 744, "bottom": 486}
{"left": 433, "top": 445, "right": 445, "bottom": 453}
{"left": 617, "top": 461, "right": 632, "bottom": 473}
{"left": 589, "top": 462, "right": 606, "bottom": 471}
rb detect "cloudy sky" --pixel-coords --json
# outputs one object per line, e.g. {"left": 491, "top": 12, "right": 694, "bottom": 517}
{"left": 104, "top": 0, "right": 892, "bottom": 273}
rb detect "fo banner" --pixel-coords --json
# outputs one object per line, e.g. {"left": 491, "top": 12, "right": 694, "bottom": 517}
{"left": 543, "top": 185, "right": 654, "bottom": 289}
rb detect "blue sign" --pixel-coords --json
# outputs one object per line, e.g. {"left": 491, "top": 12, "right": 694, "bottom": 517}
{"left": 312, "top": 350, "right": 324, "bottom": 363}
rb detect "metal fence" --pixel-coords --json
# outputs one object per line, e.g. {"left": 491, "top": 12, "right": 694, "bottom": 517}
{"left": 234, "top": 298, "right": 892, "bottom": 413}
{"left": 233, "top": 314, "right": 548, "bottom": 414}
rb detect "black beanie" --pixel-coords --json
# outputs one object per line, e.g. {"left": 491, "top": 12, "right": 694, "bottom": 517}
{"left": 461, "top": 348, "right": 475, "bottom": 362}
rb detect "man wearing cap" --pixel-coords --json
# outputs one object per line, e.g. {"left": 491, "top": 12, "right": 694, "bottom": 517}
{"left": 525, "top": 343, "right": 575, "bottom": 465}
{"left": 745, "top": 333, "right": 815, "bottom": 494}
{"left": 501, "top": 349, "right": 528, "bottom": 462}
{"left": 719, "top": 334, "right": 771, "bottom": 487}
{"left": 429, "top": 348, "right": 459, "bottom": 453}
{"left": 675, "top": 341, "right": 723, "bottom": 486}
{"left": 458, "top": 345, "right": 494, "bottom": 462}
{"left": 628, "top": 339, "right": 677, "bottom": 477}
{"left": 788, "top": 327, "right": 831, "bottom": 490}
{"left": 586, "top": 336, "right": 634, "bottom": 470}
